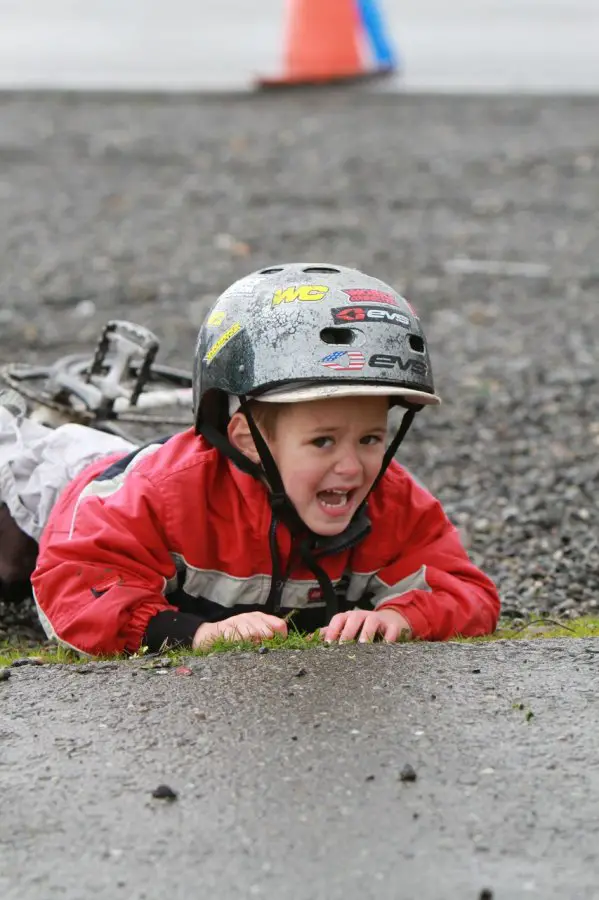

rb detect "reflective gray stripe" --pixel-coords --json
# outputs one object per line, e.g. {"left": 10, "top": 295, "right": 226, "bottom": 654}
{"left": 170, "top": 552, "right": 333, "bottom": 609}
{"left": 165, "top": 572, "right": 179, "bottom": 594}
{"left": 371, "top": 565, "right": 431, "bottom": 607}
{"left": 68, "top": 442, "right": 163, "bottom": 539}
{"left": 346, "top": 571, "right": 376, "bottom": 606}
{"left": 346, "top": 565, "right": 430, "bottom": 609}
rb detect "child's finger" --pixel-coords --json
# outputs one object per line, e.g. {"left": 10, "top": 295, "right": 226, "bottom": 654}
{"left": 322, "top": 612, "right": 349, "bottom": 643}
{"left": 338, "top": 610, "right": 368, "bottom": 643}
{"left": 259, "top": 613, "right": 288, "bottom": 637}
{"left": 382, "top": 622, "right": 401, "bottom": 643}
{"left": 358, "top": 617, "right": 383, "bottom": 643}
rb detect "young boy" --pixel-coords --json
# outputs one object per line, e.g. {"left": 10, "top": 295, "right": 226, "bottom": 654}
{"left": 31, "top": 263, "right": 500, "bottom": 656}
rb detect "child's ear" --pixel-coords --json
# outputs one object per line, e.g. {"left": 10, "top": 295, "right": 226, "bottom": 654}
{"left": 227, "top": 412, "right": 261, "bottom": 464}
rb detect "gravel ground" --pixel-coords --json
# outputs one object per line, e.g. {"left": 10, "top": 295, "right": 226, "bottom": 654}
{"left": 1, "top": 91, "right": 598, "bottom": 644}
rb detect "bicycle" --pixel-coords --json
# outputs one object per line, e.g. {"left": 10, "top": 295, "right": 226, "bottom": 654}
{"left": 0, "top": 319, "right": 194, "bottom": 443}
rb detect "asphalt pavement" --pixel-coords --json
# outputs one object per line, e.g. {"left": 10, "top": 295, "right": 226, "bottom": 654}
{"left": 2, "top": 640, "right": 599, "bottom": 900}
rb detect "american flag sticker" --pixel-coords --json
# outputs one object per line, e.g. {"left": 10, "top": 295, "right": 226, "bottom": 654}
{"left": 321, "top": 350, "right": 365, "bottom": 371}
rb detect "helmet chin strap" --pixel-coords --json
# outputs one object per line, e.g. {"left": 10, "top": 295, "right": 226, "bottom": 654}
{"left": 200, "top": 397, "right": 421, "bottom": 620}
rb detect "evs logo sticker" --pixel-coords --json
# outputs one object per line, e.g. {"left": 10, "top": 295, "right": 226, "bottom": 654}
{"left": 321, "top": 350, "right": 365, "bottom": 371}
{"left": 204, "top": 322, "right": 242, "bottom": 363}
{"left": 369, "top": 353, "right": 428, "bottom": 377}
{"left": 343, "top": 289, "right": 398, "bottom": 307}
{"left": 206, "top": 310, "right": 226, "bottom": 327}
{"left": 331, "top": 306, "right": 410, "bottom": 327}
{"left": 272, "top": 284, "right": 329, "bottom": 306}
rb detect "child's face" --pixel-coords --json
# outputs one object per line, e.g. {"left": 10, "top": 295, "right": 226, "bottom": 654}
{"left": 267, "top": 396, "right": 389, "bottom": 536}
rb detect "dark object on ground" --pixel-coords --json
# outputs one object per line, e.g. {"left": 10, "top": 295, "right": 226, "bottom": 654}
{"left": 0, "top": 504, "right": 38, "bottom": 604}
{"left": 400, "top": 764, "right": 417, "bottom": 782}
{"left": 151, "top": 784, "right": 178, "bottom": 801}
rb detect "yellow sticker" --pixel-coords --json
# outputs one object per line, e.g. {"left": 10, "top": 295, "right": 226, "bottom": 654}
{"left": 207, "top": 310, "right": 226, "bottom": 327}
{"left": 204, "top": 321, "right": 241, "bottom": 363}
{"left": 272, "top": 284, "right": 329, "bottom": 306}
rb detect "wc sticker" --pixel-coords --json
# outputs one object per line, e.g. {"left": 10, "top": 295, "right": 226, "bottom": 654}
{"left": 271, "top": 284, "right": 329, "bottom": 306}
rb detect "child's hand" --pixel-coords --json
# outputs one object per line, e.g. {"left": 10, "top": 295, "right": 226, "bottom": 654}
{"left": 319, "top": 608, "right": 411, "bottom": 644}
{"left": 192, "top": 611, "right": 288, "bottom": 649}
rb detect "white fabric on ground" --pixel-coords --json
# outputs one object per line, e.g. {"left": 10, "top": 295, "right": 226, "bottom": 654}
{"left": 0, "top": 408, "right": 134, "bottom": 541}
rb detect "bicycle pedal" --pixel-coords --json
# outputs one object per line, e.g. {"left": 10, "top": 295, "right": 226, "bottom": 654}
{"left": 89, "top": 320, "right": 159, "bottom": 373}
{"left": 88, "top": 320, "right": 161, "bottom": 408}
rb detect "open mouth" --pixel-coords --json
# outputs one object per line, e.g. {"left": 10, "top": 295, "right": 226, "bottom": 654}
{"left": 316, "top": 488, "right": 357, "bottom": 513}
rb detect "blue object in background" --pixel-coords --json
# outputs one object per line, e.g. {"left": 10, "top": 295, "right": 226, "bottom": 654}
{"left": 356, "top": 0, "right": 399, "bottom": 70}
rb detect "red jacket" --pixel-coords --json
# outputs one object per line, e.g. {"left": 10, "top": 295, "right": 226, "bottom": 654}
{"left": 32, "top": 430, "right": 500, "bottom": 656}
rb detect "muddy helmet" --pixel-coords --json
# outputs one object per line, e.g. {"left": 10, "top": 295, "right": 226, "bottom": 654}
{"left": 193, "top": 262, "right": 440, "bottom": 433}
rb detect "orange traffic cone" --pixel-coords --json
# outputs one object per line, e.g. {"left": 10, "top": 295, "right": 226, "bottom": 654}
{"left": 257, "top": 0, "right": 393, "bottom": 88}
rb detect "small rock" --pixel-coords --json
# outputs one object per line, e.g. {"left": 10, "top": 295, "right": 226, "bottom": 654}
{"left": 174, "top": 666, "right": 193, "bottom": 676}
{"left": 365, "top": 774, "right": 375, "bottom": 782}
{"left": 258, "top": 646, "right": 269, "bottom": 655}
{"left": 295, "top": 668, "right": 308, "bottom": 677}
{"left": 0, "top": 668, "right": 11, "bottom": 682}
{"left": 151, "top": 784, "right": 178, "bottom": 801}
{"left": 479, "top": 890, "right": 494, "bottom": 900}
{"left": 400, "top": 764, "right": 417, "bottom": 783}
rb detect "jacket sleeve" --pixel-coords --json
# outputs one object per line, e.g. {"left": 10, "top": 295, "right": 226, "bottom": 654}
{"left": 31, "top": 469, "right": 203, "bottom": 656}
{"left": 367, "top": 474, "right": 500, "bottom": 640}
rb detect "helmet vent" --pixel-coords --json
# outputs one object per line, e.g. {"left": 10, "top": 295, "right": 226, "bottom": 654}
{"left": 320, "top": 327, "right": 355, "bottom": 346}
{"left": 259, "top": 267, "right": 284, "bottom": 274}
{"left": 409, "top": 335, "right": 425, "bottom": 353}
{"left": 302, "top": 266, "right": 340, "bottom": 274}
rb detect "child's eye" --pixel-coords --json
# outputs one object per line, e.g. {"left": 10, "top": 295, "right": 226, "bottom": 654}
{"left": 311, "top": 436, "right": 333, "bottom": 448}
{"left": 361, "top": 434, "right": 384, "bottom": 445}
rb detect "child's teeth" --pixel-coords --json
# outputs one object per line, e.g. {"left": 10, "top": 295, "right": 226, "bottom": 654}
{"left": 319, "top": 490, "right": 348, "bottom": 507}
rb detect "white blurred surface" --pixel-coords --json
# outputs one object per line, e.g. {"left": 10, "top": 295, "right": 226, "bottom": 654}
{"left": 0, "top": 0, "right": 597, "bottom": 92}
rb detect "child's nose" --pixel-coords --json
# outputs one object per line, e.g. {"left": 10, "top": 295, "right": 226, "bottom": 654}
{"left": 334, "top": 447, "right": 363, "bottom": 476}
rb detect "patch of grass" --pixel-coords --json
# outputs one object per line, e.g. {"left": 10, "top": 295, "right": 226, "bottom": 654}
{"left": 0, "top": 643, "right": 87, "bottom": 667}
{"left": 454, "top": 615, "right": 599, "bottom": 643}
{"left": 0, "top": 628, "right": 324, "bottom": 667}
{"left": 1, "top": 616, "right": 598, "bottom": 667}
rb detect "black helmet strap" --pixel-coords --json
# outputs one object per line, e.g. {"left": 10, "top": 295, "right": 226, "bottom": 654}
{"left": 238, "top": 397, "right": 309, "bottom": 536}
{"left": 199, "top": 420, "right": 263, "bottom": 481}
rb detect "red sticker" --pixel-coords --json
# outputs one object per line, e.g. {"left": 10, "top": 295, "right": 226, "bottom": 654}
{"left": 343, "top": 289, "right": 398, "bottom": 307}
